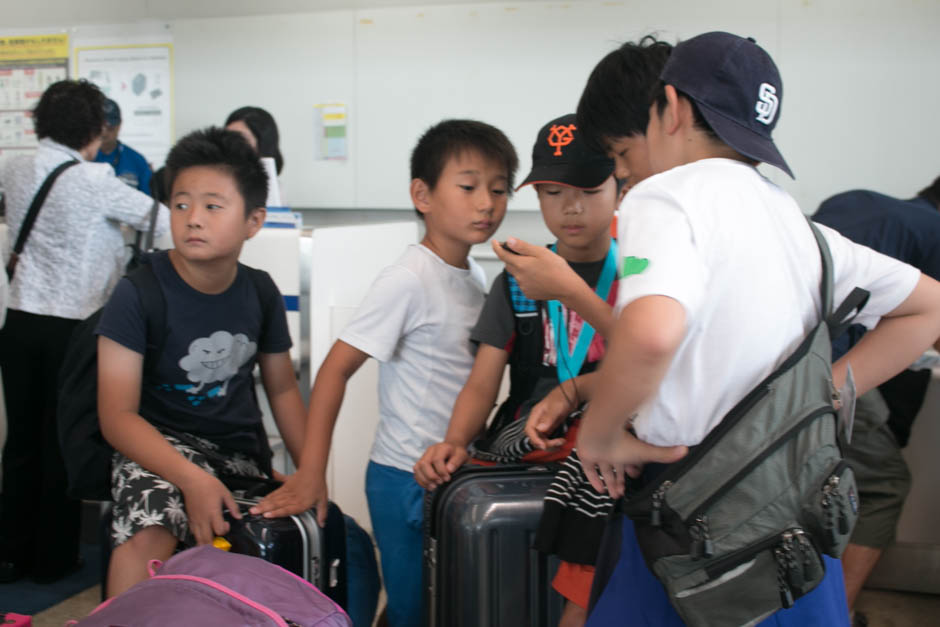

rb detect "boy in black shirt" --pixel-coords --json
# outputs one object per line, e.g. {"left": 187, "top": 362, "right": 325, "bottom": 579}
{"left": 96, "top": 128, "right": 306, "bottom": 597}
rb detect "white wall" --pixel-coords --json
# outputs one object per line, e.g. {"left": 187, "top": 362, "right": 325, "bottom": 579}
{"left": 3, "top": 0, "right": 937, "bottom": 214}
{"left": 170, "top": 0, "right": 940, "bottom": 213}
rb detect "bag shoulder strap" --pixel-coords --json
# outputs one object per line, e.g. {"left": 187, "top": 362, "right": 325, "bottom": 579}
{"left": 241, "top": 265, "right": 281, "bottom": 331}
{"left": 806, "top": 218, "right": 871, "bottom": 338}
{"left": 143, "top": 197, "right": 161, "bottom": 250}
{"left": 12, "top": 159, "right": 79, "bottom": 256}
{"left": 6, "top": 159, "right": 79, "bottom": 278}
{"left": 126, "top": 260, "right": 167, "bottom": 375}
{"left": 807, "top": 218, "right": 834, "bottom": 320}
{"left": 505, "top": 271, "right": 538, "bottom": 315}
{"left": 237, "top": 264, "right": 280, "bottom": 476}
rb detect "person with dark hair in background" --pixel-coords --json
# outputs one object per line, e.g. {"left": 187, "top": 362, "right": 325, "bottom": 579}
{"left": 813, "top": 174, "right": 940, "bottom": 626}
{"left": 225, "top": 106, "right": 284, "bottom": 207}
{"left": 0, "top": 79, "right": 168, "bottom": 584}
{"left": 95, "top": 98, "right": 153, "bottom": 195}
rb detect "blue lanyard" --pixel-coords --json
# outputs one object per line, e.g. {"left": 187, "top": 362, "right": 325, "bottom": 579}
{"left": 547, "top": 239, "right": 618, "bottom": 382}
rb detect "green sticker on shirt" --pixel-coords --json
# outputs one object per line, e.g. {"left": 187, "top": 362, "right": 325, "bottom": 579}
{"left": 620, "top": 256, "right": 649, "bottom": 277}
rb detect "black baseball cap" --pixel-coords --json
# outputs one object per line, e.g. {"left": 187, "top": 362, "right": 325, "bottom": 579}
{"left": 516, "top": 113, "right": 615, "bottom": 190}
{"left": 103, "top": 98, "right": 121, "bottom": 127}
{"left": 660, "top": 31, "right": 794, "bottom": 178}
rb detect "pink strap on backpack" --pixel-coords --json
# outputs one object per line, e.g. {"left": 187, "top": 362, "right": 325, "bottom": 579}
{"left": 146, "top": 559, "right": 163, "bottom": 577}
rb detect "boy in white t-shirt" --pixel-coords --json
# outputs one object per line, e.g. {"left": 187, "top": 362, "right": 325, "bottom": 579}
{"left": 252, "top": 119, "right": 518, "bottom": 626}
{"left": 559, "top": 32, "right": 940, "bottom": 626}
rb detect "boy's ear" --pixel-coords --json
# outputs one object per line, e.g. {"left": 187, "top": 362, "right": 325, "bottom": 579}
{"left": 245, "top": 207, "right": 266, "bottom": 239}
{"left": 410, "top": 178, "right": 432, "bottom": 217}
{"left": 662, "top": 84, "right": 685, "bottom": 136}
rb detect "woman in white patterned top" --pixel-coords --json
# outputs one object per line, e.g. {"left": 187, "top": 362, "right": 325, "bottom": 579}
{"left": 0, "top": 79, "right": 168, "bottom": 584}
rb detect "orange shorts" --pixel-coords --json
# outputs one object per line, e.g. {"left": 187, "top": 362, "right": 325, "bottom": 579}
{"left": 551, "top": 560, "right": 595, "bottom": 609}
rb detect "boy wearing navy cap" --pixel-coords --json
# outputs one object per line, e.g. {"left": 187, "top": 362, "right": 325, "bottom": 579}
{"left": 415, "top": 114, "right": 622, "bottom": 626}
{"left": 562, "top": 32, "right": 940, "bottom": 626}
{"left": 96, "top": 98, "right": 153, "bottom": 195}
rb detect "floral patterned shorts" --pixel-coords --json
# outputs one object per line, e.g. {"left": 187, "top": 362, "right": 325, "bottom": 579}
{"left": 110, "top": 430, "right": 266, "bottom": 547}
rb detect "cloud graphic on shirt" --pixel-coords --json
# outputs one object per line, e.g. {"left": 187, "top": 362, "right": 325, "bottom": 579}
{"left": 178, "top": 330, "right": 256, "bottom": 396}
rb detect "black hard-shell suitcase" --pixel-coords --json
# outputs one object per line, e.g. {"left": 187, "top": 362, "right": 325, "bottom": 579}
{"left": 423, "top": 464, "right": 564, "bottom": 627}
{"left": 223, "top": 477, "right": 349, "bottom": 609}
{"left": 99, "top": 477, "right": 349, "bottom": 606}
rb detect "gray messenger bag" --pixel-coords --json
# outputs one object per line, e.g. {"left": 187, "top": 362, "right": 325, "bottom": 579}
{"left": 622, "top": 220, "right": 869, "bottom": 626}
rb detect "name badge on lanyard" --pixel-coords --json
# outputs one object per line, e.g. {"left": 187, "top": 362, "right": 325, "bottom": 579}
{"left": 547, "top": 238, "right": 617, "bottom": 382}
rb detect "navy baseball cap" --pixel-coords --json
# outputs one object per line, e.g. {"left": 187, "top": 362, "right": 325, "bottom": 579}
{"left": 516, "top": 114, "right": 615, "bottom": 190}
{"left": 660, "top": 31, "right": 793, "bottom": 178}
{"left": 103, "top": 98, "right": 122, "bottom": 127}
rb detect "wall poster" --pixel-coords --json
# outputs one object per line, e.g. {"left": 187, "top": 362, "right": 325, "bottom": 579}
{"left": 0, "top": 33, "right": 69, "bottom": 158}
{"left": 75, "top": 43, "right": 173, "bottom": 168}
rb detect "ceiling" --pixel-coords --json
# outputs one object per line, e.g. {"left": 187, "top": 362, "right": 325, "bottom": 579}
{"left": 1, "top": 0, "right": 554, "bottom": 28}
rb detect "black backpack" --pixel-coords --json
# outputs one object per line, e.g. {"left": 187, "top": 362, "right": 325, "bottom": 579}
{"left": 57, "top": 256, "right": 280, "bottom": 501}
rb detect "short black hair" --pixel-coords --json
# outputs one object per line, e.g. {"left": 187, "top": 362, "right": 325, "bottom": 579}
{"left": 225, "top": 106, "right": 284, "bottom": 174}
{"left": 577, "top": 35, "right": 673, "bottom": 151}
{"left": 165, "top": 127, "right": 269, "bottom": 215}
{"left": 33, "top": 79, "right": 105, "bottom": 151}
{"left": 410, "top": 119, "right": 519, "bottom": 218}
{"left": 919, "top": 175, "right": 940, "bottom": 209}
{"left": 650, "top": 82, "right": 720, "bottom": 142}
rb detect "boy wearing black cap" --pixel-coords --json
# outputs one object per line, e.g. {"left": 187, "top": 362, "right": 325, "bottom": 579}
{"left": 565, "top": 32, "right": 940, "bottom": 626}
{"left": 414, "top": 114, "right": 620, "bottom": 626}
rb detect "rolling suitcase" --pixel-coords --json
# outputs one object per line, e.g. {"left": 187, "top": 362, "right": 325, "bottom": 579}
{"left": 223, "top": 477, "right": 349, "bottom": 609}
{"left": 424, "top": 464, "right": 564, "bottom": 627}
{"left": 96, "top": 482, "right": 347, "bottom": 608}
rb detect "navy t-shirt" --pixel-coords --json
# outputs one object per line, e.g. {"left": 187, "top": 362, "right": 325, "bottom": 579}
{"left": 814, "top": 191, "right": 940, "bottom": 359}
{"left": 96, "top": 251, "right": 291, "bottom": 458}
{"left": 95, "top": 140, "right": 153, "bottom": 195}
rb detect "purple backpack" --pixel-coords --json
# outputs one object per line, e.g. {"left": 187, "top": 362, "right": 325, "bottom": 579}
{"left": 73, "top": 546, "right": 351, "bottom": 627}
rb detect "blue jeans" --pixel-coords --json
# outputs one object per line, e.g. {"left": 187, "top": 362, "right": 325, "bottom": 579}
{"left": 587, "top": 516, "right": 850, "bottom": 627}
{"left": 365, "top": 461, "right": 425, "bottom": 627}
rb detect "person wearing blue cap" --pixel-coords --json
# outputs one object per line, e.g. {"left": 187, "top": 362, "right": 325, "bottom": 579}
{"left": 96, "top": 98, "right": 154, "bottom": 195}
{"left": 540, "top": 32, "right": 940, "bottom": 626}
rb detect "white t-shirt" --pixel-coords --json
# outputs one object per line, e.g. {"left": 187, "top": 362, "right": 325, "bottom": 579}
{"left": 616, "top": 158, "right": 920, "bottom": 447}
{"left": 340, "top": 244, "right": 487, "bottom": 471}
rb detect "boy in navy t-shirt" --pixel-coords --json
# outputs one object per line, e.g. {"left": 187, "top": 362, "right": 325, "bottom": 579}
{"left": 96, "top": 127, "right": 306, "bottom": 597}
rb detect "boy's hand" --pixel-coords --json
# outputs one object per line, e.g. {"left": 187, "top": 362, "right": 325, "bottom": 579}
{"left": 179, "top": 469, "right": 241, "bottom": 546}
{"left": 250, "top": 472, "right": 330, "bottom": 527}
{"left": 525, "top": 384, "right": 579, "bottom": 451}
{"left": 492, "top": 237, "right": 578, "bottom": 301}
{"left": 577, "top": 429, "right": 688, "bottom": 499}
{"left": 414, "top": 442, "right": 469, "bottom": 489}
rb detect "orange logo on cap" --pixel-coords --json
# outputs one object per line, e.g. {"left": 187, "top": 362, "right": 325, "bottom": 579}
{"left": 547, "top": 124, "right": 576, "bottom": 156}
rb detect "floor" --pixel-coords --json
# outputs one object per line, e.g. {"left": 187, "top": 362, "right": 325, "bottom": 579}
{"left": 28, "top": 585, "right": 940, "bottom": 626}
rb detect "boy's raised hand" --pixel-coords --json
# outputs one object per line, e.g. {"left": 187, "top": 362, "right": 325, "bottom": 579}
{"left": 250, "top": 472, "right": 330, "bottom": 527}
{"left": 525, "top": 385, "right": 577, "bottom": 451}
{"left": 179, "top": 468, "right": 242, "bottom": 546}
{"left": 414, "top": 442, "right": 469, "bottom": 490}
{"left": 492, "top": 237, "right": 580, "bottom": 301}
